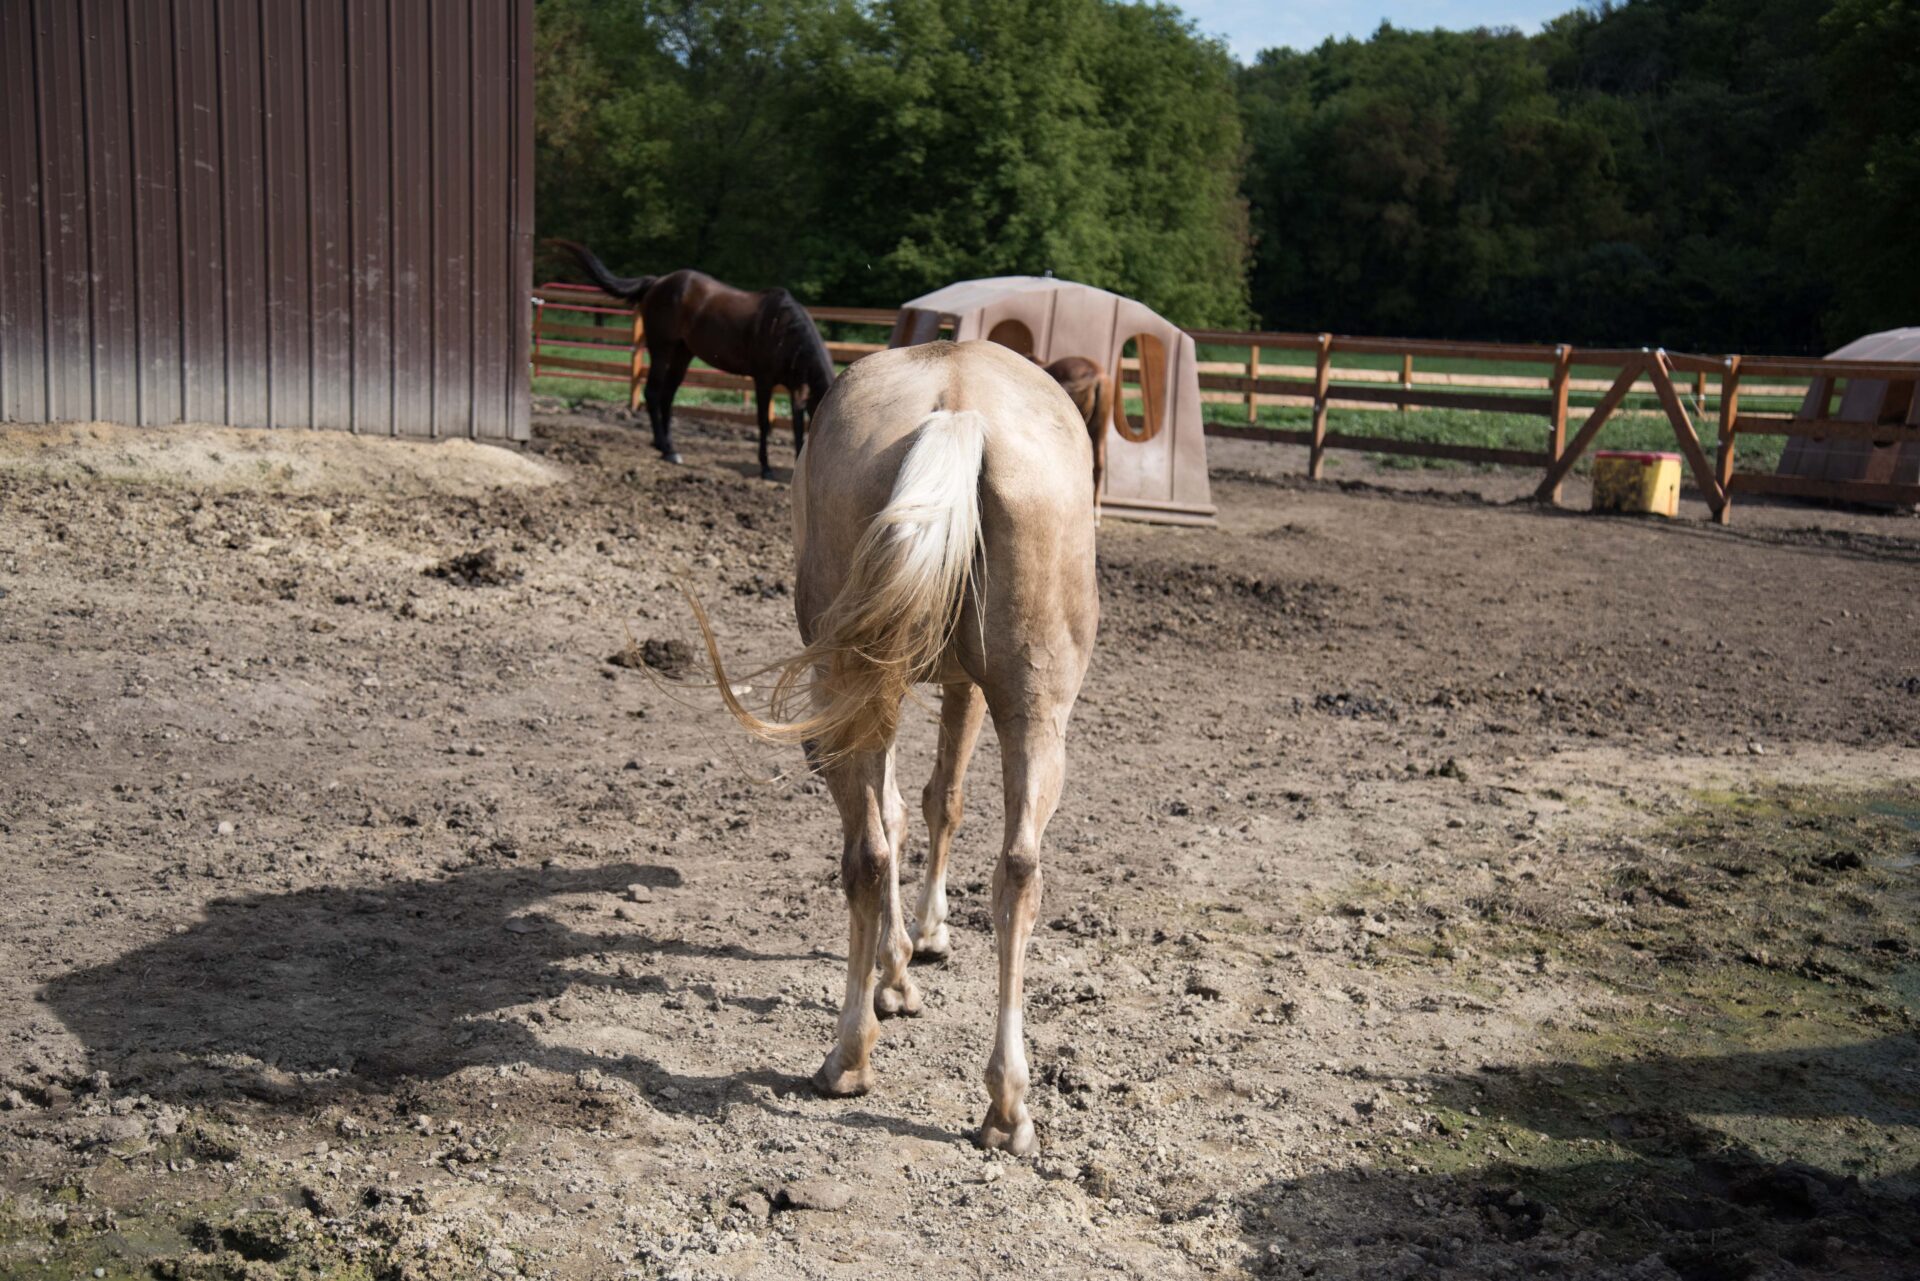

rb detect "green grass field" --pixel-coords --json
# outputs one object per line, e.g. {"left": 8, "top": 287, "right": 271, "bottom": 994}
{"left": 1195, "top": 400, "right": 1786, "bottom": 472}
{"left": 1188, "top": 337, "right": 1795, "bottom": 472}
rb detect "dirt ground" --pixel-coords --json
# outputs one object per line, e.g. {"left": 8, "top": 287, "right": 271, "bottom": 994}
{"left": 2, "top": 406, "right": 1917, "bottom": 1281}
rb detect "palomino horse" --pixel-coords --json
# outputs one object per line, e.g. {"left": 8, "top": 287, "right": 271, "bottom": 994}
{"left": 692, "top": 339, "right": 1099, "bottom": 1154}
{"left": 1040, "top": 356, "right": 1111, "bottom": 511}
{"left": 551, "top": 240, "right": 834, "bottom": 478}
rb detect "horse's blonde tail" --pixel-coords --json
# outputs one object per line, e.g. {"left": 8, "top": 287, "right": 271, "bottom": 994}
{"left": 686, "top": 409, "right": 988, "bottom": 765}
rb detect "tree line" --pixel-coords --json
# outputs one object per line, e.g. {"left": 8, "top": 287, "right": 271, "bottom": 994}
{"left": 534, "top": 0, "right": 1917, "bottom": 352}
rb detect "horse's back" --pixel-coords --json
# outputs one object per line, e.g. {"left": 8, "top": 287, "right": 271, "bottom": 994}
{"left": 807, "top": 342, "right": 1088, "bottom": 509}
{"left": 797, "top": 341, "right": 1096, "bottom": 683}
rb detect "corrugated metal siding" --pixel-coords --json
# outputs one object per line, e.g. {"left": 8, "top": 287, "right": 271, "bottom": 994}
{"left": 0, "top": 0, "right": 531, "bottom": 441}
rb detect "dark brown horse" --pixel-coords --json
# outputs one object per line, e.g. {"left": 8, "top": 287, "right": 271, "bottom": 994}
{"left": 1040, "top": 356, "right": 1111, "bottom": 511}
{"left": 551, "top": 240, "right": 835, "bottom": 478}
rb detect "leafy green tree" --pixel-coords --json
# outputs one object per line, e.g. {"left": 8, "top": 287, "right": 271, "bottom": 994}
{"left": 1241, "top": 26, "right": 1636, "bottom": 341}
{"left": 533, "top": 0, "right": 1249, "bottom": 325}
{"left": 535, "top": 0, "right": 1910, "bottom": 351}
{"left": 534, "top": 0, "right": 830, "bottom": 288}
{"left": 1238, "top": 1, "right": 1861, "bottom": 350}
{"left": 1783, "top": 0, "right": 1920, "bottom": 343}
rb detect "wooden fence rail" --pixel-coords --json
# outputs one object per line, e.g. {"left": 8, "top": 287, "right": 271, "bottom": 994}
{"left": 531, "top": 283, "right": 906, "bottom": 427}
{"left": 530, "top": 286, "right": 1918, "bottom": 524}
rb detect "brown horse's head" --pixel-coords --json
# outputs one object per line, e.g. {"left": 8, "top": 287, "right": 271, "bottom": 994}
{"left": 766, "top": 291, "right": 836, "bottom": 419}
{"left": 1036, "top": 356, "right": 1109, "bottom": 510}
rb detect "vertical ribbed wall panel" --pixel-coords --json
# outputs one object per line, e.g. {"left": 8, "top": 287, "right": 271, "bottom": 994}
{"left": 0, "top": 0, "right": 531, "bottom": 441}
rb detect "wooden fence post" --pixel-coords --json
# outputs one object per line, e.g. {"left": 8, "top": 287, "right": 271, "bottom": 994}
{"left": 1715, "top": 356, "right": 1741, "bottom": 527}
{"left": 1309, "top": 333, "right": 1333, "bottom": 480}
{"left": 628, "top": 310, "right": 646, "bottom": 413}
{"left": 1246, "top": 345, "right": 1260, "bottom": 423}
{"left": 1534, "top": 354, "right": 1645, "bottom": 502}
{"left": 1399, "top": 352, "right": 1413, "bottom": 416}
{"left": 1545, "top": 344, "right": 1573, "bottom": 506}
{"left": 1646, "top": 350, "right": 1728, "bottom": 518}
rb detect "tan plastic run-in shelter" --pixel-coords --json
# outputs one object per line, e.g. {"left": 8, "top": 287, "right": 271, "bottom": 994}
{"left": 888, "top": 277, "right": 1215, "bottom": 525}
{"left": 1777, "top": 327, "right": 1920, "bottom": 502}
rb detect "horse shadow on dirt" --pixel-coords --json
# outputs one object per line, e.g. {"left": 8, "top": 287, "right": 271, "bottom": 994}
{"left": 1229, "top": 1037, "right": 1920, "bottom": 1280}
{"left": 39, "top": 861, "right": 949, "bottom": 1142}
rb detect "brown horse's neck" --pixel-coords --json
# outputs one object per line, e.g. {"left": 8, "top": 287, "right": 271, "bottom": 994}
{"left": 763, "top": 290, "right": 835, "bottom": 397}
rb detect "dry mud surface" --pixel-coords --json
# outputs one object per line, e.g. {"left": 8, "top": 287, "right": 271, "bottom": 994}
{"left": 2, "top": 408, "right": 1918, "bottom": 1281}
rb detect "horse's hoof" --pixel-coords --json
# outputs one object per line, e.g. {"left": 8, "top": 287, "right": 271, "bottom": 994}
{"left": 662, "top": 451, "right": 684, "bottom": 466}
{"left": 874, "top": 976, "right": 922, "bottom": 1019}
{"left": 909, "top": 923, "right": 951, "bottom": 963}
{"left": 976, "top": 1112, "right": 1038, "bottom": 1158}
{"left": 811, "top": 1053, "right": 874, "bottom": 1098}
{"left": 759, "top": 467, "right": 775, "bottom": 481}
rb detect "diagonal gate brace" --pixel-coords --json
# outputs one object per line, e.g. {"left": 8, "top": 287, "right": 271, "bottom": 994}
{"left": 1645, "top": 351, "right": 1728, "bottom": 516}
{"left": 1534, "top": 355, "right": 1646, "bottom": 502}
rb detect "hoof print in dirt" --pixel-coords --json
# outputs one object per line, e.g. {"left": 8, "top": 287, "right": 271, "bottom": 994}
{"left": 425, "top": 547, "right": 522, "bottom": 588}
{"left": 730, "top": 1188, "right": 773, "bottom": 1224}
{"left": 1313, "top": 690, "right": 1399, "bottom": 720}
{"left": 775, "top": 1178, "right": 854, "bottom": 1213}
{"left": 1477, "top": 1186, "right": 1548, "bottom": 1240}
{"left": 607, "top": 636, "right": 695, "bottom": 678}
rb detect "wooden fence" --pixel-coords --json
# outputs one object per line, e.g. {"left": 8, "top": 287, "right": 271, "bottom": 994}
{"left": 532, "top": 284, "right": 897, "bottom": 420}
{"left": 1665, "top": 351, "right": 1920, "bottom": 521}
{"left": 530, "top": 288, "right": 1919, "bottom": 524}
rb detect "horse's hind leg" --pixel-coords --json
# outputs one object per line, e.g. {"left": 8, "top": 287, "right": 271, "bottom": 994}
{"left": 813, "top": 744, "right": 903, "bottom": 1096}
{"left": 977, "top": 695, "right": 1074, "bottom": 1157}
{"left": 911, "top": 681, "right": 986, "bottom": 961}
{"left": 645, "top": 344, "right": 693, "bottom": 464}
{"left": 873, "top": 765, "right": 920, "bottom": 1018}
{"left": 754, "top": 383, "right": 775, "bottom": 480}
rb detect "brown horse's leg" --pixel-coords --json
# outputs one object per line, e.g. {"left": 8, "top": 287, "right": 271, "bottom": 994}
{"left": 911, "top": 681, "right": 986, "bottom": 960}
{"left": 1091, "top": 374, "right": 1110, "bottom": 523}
{"left": 1092, "top": 427, "right": 1107, "bottom": 525}
{"left": 754, "top": 383, "right": 775, "bottom": 479}
{"left": 645, "top": 344, "right": 693, "bottom": 464}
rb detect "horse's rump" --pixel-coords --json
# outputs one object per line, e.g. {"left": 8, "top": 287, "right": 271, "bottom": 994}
{"left": 691, "top": 408, "right": 988, "bottom": 764}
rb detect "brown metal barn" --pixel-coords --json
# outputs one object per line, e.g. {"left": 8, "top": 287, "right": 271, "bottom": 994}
{"left": 0, "top": 0, "right": 533, "bottom": 442}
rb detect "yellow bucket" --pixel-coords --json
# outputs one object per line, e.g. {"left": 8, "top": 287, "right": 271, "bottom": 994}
{"left": 1592, "top": 450, "right": 1681, "bottom": 517}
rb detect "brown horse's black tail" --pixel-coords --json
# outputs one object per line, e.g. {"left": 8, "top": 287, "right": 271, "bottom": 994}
{"left": 547, "top": 238, "right": 656, "bottom": 304}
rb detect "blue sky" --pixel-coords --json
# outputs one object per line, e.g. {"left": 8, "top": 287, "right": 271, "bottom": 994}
{"left": 1177, "top": 0, "right": 1586, "bottom": 60}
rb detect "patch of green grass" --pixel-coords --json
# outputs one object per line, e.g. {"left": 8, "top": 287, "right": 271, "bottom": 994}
{"left": 0, "top": 1199, "right": 189, "bottom": 1281}
{"left": 1191, "top": 339, "right": 1804, "bottom": 474}
{"left": 530, "top": 333, "right": 851, "bottom": 416}
{"left": 1385, "top": 785, "right": 1920, "bottom": 1268}
{"left": 1198, "top": 401, "right": 1787, "bottom": 473}
{"left": 0, "top": 1196, "right": 387, "bottom": 1281}
{"left": 1194, "top": 341, "right": 1807, "bottom": 411}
